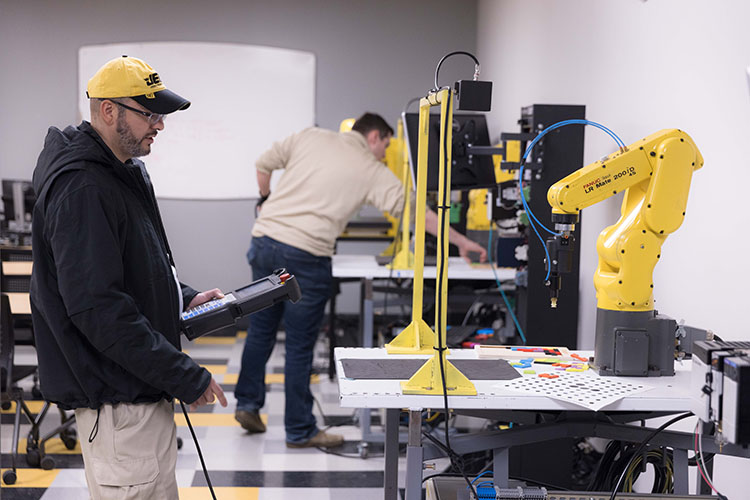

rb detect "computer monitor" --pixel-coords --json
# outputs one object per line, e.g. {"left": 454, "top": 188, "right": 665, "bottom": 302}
{"left": 403, "top": 112, "right": 497, "bottom": 192}
{"left": 1, "top": 179, "right": 35, "bottom": 227}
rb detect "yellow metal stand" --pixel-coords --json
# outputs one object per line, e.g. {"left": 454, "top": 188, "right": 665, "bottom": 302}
{"left": 390, "top": 88, "right": 475, "bottom": 395}
{"left": 387, "top": 118, "right": 415, "bottom": 270}
{"left": 385, "top": 101, "right": 435, "bottom": 354}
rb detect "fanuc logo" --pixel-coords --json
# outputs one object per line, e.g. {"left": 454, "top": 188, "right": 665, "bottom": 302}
{"left": 144, "top": 73, "right": 162, "bottom": 87}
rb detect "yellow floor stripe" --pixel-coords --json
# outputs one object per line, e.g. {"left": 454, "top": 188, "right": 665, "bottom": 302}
{"left": 237, "top": 331, "right": 247, "bottom": 339}
{"left": 201, "top": 364, "right": 228, "bottom": 375}
{"left": 11, "top": 438, "right": 82, "bottom": 455}
{"left": 178, "top": 487, "right": 259, "bottom": 500}
{"left": 1, "top": 400, "right": 47, "bottom": 414}
{"left": 193, "top": 337, "right": 237, "bottom": 345}
{"left": 174, "top": 412, "right": 267, "bottom": 427}
{"left": 222, "top": 373, "right": 320, "bottom": 385}
{"left": 0, "top": 468, "right": 59, "bottom": 488}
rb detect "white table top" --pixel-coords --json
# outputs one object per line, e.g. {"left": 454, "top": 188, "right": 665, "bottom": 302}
{"left": 335, "top": 347, "right": 694, "bottom": 413}
{"left": 331, "top": 254, "right": 514, "bottom": 281}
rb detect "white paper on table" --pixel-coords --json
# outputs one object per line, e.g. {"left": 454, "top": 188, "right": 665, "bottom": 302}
{"left": 494, "top": 371, "right": 653, "bottom": 411}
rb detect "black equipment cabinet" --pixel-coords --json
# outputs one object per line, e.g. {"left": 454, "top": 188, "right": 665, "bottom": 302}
{"left": 515, "top": 104, "right": 585, "bottom": 349}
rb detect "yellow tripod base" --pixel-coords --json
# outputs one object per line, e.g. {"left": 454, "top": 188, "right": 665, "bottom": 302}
{"left": 379, "top": 241, "right": 396, "bottom": 258}
{"left": 385, "top": 319, "right": 435, "bottom": 354}
{"left": 386, "top": 248, "right": 414, "bottom": 270}
{"left": 401, "top": 356, "right": 477, "bottom": 395}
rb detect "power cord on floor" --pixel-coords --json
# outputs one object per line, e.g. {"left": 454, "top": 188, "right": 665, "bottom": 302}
{"left": 179, "top": 401, "right": 217, "bottom": 500}
{"left": 609, "top": 412, "right": 691, "bottom": 500}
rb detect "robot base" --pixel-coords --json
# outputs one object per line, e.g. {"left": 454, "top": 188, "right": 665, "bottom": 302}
{"left": 592, "top": 308, "right": 676, "bottom": 377}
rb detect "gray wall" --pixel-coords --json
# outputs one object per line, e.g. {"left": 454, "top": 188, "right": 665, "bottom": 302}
{"left": 0, "top": 0, "right": 477, "bottom": 298}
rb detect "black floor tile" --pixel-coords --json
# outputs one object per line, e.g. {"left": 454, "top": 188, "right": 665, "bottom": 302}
{"left": 0, "top": 488, "right": 45, "bottom": 500}
{"left": 191, "top": 470, "right": 384, "bottom": 488}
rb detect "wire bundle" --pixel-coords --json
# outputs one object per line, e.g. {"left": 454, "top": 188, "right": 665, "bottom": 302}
{"left": 589, "top": 440, "right": 674, "bottom": 494}
{"left": 516, "top": 119, "right": 625, "bottom": 281}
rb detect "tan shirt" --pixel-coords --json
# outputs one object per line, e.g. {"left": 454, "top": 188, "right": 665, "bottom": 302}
{"left": 252, "top": 128, "right": 405, "bottom": 257}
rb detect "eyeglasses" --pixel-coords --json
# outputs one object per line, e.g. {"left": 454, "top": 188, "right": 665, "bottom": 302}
{"left": 110, "top": 100, "right": 166, "bottom": 126}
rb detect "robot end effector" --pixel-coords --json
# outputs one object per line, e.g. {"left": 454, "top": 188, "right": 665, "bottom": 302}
{"left": 545, "top": 213, "right": 578, "bottom": 308}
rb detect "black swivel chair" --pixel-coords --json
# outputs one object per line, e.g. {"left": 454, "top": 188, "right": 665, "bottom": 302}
{"left": 0, "top": 293, "right": 77, "bottom": 485}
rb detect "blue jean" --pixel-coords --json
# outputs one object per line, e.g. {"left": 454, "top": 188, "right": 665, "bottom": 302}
{"left": 235, "top": 236, "right": 332, "bottom": 443}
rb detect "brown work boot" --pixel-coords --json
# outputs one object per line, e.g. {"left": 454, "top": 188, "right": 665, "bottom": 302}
{"left": 235, "top": 410, "right": 266, "bottom": 433}
{"left": 286, "top": 430, "right": 344, "bottom": 449}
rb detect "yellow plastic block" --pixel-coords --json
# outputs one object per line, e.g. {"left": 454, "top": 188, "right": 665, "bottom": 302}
{"left": 566, "top": 368, "right": 584, "bottom": 372}
{"left": 523, "top": 369, "right": 536, "bottom": 375}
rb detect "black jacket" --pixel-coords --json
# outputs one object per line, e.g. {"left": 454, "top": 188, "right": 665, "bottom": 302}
{"left": 30, "top": 121, "right": 211, "bottom": 410}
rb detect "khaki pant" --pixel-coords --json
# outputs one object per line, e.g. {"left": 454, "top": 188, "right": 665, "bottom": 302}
{"left": 75, "top": 400, "right": 178, "bottom": 500}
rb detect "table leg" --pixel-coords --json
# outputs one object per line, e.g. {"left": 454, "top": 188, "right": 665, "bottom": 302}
{"left": 327, "top": 284, "right": 337, "bottom": 381}
{"left": 384, "top": 409, "right": 399, "bottom": 500}
{"left": 405, "top": 410, "right": 423, "bottom": 500}
{"left": 673, "top": 447, "right": 688, "bottom": 495}
{"left": 698, "top": 420, "right": 715, "bottom": 495}
{"left": 493, "top": 447, "right": 509, "bottom": 488}
{"left": 362, "top": 278, "right": 373, "bottom": 347}
{"left": 359, "top": 278, "right": 375, "bottom": 443}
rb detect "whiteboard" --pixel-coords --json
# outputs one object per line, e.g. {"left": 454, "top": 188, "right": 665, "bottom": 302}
{"left": 78, "top": 42, "right": 315, "bottom": 199}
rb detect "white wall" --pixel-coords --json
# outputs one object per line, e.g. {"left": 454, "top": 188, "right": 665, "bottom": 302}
{"left": 0, "top": 0, "right": 477, "bottom": 301}
{"left": 478, "top": 0, "right": 750, "bottom": 495}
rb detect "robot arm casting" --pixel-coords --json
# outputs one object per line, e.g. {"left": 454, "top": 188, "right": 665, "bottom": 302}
{"left": 545, "top": 129, "right": 704, "bottom": 311}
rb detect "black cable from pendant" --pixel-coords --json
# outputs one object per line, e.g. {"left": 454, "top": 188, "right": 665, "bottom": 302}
{"left": 180, "top": 401, "right": 217, "bottom": 500}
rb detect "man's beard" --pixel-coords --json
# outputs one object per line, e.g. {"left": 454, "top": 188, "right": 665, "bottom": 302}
{"left": 116, "top": 111, "right": 154, "bottom": 158}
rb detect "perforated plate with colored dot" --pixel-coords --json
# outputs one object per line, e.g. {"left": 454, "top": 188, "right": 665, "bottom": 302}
{"left": 495, "top": 372, "right": 652, "bottom": 411}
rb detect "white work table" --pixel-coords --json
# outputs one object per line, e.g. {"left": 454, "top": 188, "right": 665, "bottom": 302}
{"left": 331, "top": 254, "right": 515, "bottom": 281}
{"left": 330, "top": 254, "right": 514, "bottom": 350}
{"left": 336, "top": 347, "right": 694, "bottom": 413}
{"left": 334, "top": 347, "right": 750, "bottom": 500}
{"left": 328, "top": 255, "right": 516, "bottom": 445}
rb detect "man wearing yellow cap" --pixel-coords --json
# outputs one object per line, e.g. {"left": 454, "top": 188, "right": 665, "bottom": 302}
{"left": 30, "top": 56, "right": 226, "bottom": 499}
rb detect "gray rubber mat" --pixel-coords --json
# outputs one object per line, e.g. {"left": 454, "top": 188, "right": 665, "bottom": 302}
{"left": 340, "top": 358, "right": 521, "bottom": 381}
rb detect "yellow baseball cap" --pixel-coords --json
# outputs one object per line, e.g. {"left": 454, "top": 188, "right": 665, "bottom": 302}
{"left": 86, "top": 55, "right": 190, "bottom": 114}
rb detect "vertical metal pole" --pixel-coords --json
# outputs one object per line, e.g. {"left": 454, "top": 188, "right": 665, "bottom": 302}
{"left": 363, "top": 278, "right": 373, "bottom": 348}
{"left": 493, "top": 447, "right": 509, "bottom": 488}
{"left": 327, "top": 289, "right": 337, "bottom": 380}
{"left": 359, "top": 278, "right": 374, "bottom": 442}
{"left": 405, "top": 410, "right": 424, "bottom": 500}
{"left": 673, "top": 447, "right": 689, "bottom": 495}
{"left": 384, "top": 409, "right": 399, "bottom": 500}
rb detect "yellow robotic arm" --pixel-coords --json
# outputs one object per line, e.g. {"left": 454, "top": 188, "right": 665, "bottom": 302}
{"left": 546, "top": 129, "right": 704, "bottom": 376}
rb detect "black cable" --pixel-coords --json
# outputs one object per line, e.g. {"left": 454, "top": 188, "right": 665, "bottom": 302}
{"left": 180, "top": 401, "right": 217, "bottom": 500}
{"left": 431, "top": 86, "right": 477, "bottom": 500}
{"left": 609, "top": 412, "right": 692, "bottom": 500}
{"left": 433, "top": 51, "right": 480, "bottom": 90}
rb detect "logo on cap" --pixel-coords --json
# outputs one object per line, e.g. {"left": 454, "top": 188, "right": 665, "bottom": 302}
{"left": 144, "top": 73, "right": 162, "bottom": 87}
